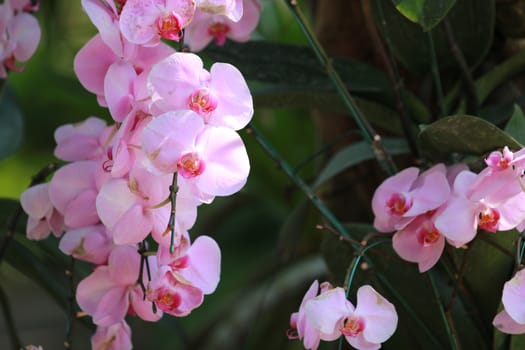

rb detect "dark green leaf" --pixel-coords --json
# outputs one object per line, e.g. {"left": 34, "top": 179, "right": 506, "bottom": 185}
{"left": 373, "top": 0, "right": 494, "bottom": 74}
{"left": 313, "top": 138, "right": 410, "bottom": 189}
{"left": 253, "top": 87, "right": 417, "bottom": 134}
{"left": 203, "top": 41, "right": 389, "bottom": 94}
{"left": 204, "top": 41, "right": 432, "bottom": 123}
{"left": 419, "top": 115, "right": 522, "bottom": 157}
{"left": 454, "top": 232, "right": 515, "bottom": 346}
{"left": 392, "top": 0, "right": 457, "bottom": 31}
{"left": 276, "top": 199, "right": 317, "bottom": 262}
{"left": 0, "top": 88, "right": 23, "bottom": 160}
{"left": 504, "top": 104, "right": 525, "bottom": 145}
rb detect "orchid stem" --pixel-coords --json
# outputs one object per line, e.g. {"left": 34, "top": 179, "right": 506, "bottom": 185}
{"left": 368, "top": 0, "right": 420, "bottom": 158}
{"left": 65, "top": 257, "right": 75, "bottom": 349}
{"left": 427, "top": 30, "right": 446, "bottom": 117}
{"left": 284, "top": 0, "right": 397, "bottom": 176}
{"left": 337, "top": 239, "right": 391, "bottom": 350}
{"left": 247, "top": 124, "right": 356, "bottom": 244}
{"left": 426, "top": 271, "right": 461, "bottom": 350}
{"left": 168, "top": 174, "right": 177, "bottom": 254}
{"left": 375, "top": 272, "right": 445, "bottom": 349}
{"left": 0, "top": 284, "right": 22, "bottom": 350}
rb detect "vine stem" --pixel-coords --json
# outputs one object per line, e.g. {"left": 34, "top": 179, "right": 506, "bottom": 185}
{"left": 337, "top": 238, "right": 391, "bottom": 350}
{"left": 366, "top": 0, "right": 420, "bottom": 158}
{"left": 247, "top": 124, "right": 356, "bottom": 244}
{"left": 64, "top": 257, "right": 75, "bottom": 349}
{"left": 427, "top": 30, "right": 446, "bottom": 117}
{"left": 443, "top": 18, "right": 478, "bottom": 115}
{"left": 284, "top": 0, "right": 397, "bottom": 176}
{"left": 0, "top": 284, "right": 22, "bottom": 350}
{"left": 0, "top": 162, "right": 60, "bottom": 265}
{"left": 167, "top": 173, "right": 177, "bottom": 254}
{"left": 426, "top": 271, "right": 461, "bottom": 350}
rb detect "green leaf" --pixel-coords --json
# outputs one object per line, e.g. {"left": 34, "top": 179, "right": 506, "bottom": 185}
{"left": 373, "top": 0, "right": 494, "bottom": 74}
{"left": 203, "top": 41, "right": 390, "bottom": 94}
{"left": 419, "top": 115, "right": 522, "bottom": 157}
{"left": 393, "top": 0, "right": 457, "bottom": 31}
{"left": 504, "top": 104, "right": 525, "bottom": 145}
{"left": 253, "top": 87, "right": 418, "bottom": 134}
{"left": 313, "top": 138, "right": 410, "bottom": 189}
{"left": 204, "top": 41, "right": 432, "bottom": 124}
{"left": 276, "top": 199, "right": 317, "bottom": 262}
{"left": 0, "top": 88, "right": 23, "bottom": 160}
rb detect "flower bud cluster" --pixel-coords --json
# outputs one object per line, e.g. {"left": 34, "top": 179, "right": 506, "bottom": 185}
{"left": 287, "top": 281, "right": 398, "bottom": 350}
{"left": 372, "top": 146, "right": 525, "bottom": 272}
{"left": 0, "top": 0, "right": 40, "bottom": 77}
{"left": 20, "top": 1, "right": 260, "bottom": 348}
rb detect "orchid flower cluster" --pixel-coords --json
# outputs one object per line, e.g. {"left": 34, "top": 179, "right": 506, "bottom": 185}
{"left": 19, "top": 0, "right": 261, "bottom": 348}
{"left": 0, "top": 0, "right": 40, "bottom": 77}
{"left": 372, "top": 146, "right": 525, "bottom": 338}
{"left": 287, "top": 281, "right": 398, "bottom": 350}
{"left": 372, "top": 146, "right": 525, "bottom": 273}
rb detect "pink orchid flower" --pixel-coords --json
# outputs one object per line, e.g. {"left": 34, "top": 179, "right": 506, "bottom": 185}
{"left": 493, "top": 269, "right": 525, "bottom": 334}
{"left": 96, "top": 166, "right": 171, "bottom": 245}
{"left": 0, "top": 1, "right": 40, "bottom": 77}
{"left": 48, "top": 160, "right": 109, "bottom": 229}
{"left": 435, "top": 168, "right": 525, "bottom": 247}
{"left": 76, "top": 245, "right": 162, "bottom": 326}
{"left": 20, "top": 183, "right": 65, "bottom": 240}
{"left": 148, "top": 52, "right": 253, "bottom": 130}
{"left": 195, "top": 0, "right": 243, "bottom": 21}
{"left": 148, "top": 235, "right": 221, "bottom": 316}
{"left": 392, "top": 212, "right": 445, "bottom": 272}
{"left": 119, "top": 0, "right": 196, "bottom": 46}
{"left": 305, "top": 285, "right": 398, "bottom": 350}
{"left": 91, "top": 320, "right": 133, "bottom": 350}
{"left": 74, "top": 34, "right": 174, "bottom": 107}
{"left": 287, "top": 280, "right": 334, "bottom": 350}
{"left": 186, "top": 0, "right": 260, "bottom": 51}
{"left": 142, "top": 110, "right": 250, "bottom": 202}
{"left": 372, "top": 164, "right": 450, "bottom": 233}
{"left": 53, "top": 117, "right": 108, "bottom": 162}
{"left": 59, "top": 224, "right": 112, "bottom": 265}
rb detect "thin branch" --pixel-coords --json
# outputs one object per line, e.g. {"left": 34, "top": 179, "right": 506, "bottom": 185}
{"left": 375, "top": 272, "right": 445, "bottom": 349}
{"left": 365, "top": 0, "right": 420, "bottom": 158}
{"left": 446, "top": 243, "right": 472, "bottom": 312}
{"left": 247, "top": 124, "right": 357, "bottom": 244}
{"left": 337, "top": 238, "right": 391, "bottom": 350}
{"left": 443, "top": 18, "right": 478, "bottom": 115}
{"left": 0, "top": 163, "right": 60, "bottom": 264}
{"left": 284, "top": 0, "right": 397, "bottom": 176}
{"left": 64, "top": 257, "right": 75, "bottom": 350}
{"left": 293, "top": 129, "right": 361, "bottom": 174}
{"left": 0, "top": 284, "right": 22, "bottom": 350}
{"left": 168, "top": 174, "right": 177, "bottom": 254}
{"left": 427, "top": 30, "right": 447, "bottom": 117}
{"left": 426, "top": 271, "right": 461, "bottom": 350}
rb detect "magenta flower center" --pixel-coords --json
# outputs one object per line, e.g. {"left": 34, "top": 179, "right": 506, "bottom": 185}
{"left": 177, "top": 152, "right": 205, "bottom": 179}
{"left": 208, "top": 22, "right": 231, "bottom": 46}
{"left": 386, "top": 193, "right": 412, "bottom": 215}
{"left": 156, "top": 288, "right": 182, "bottom": 310}
{"left": 340, "top": 316, "right": 365, "bottom": 337}
{"left": 416, "top": 222, "right": 441, "bottom": 247}
{"left": 189, "top": 88, "right": 218, "bottom": 116}
{"left": 478, "top": 207, "right": 500, "bottom": 232}
{"left": 157, "top": 12, "right": 183, "bottom": 41}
